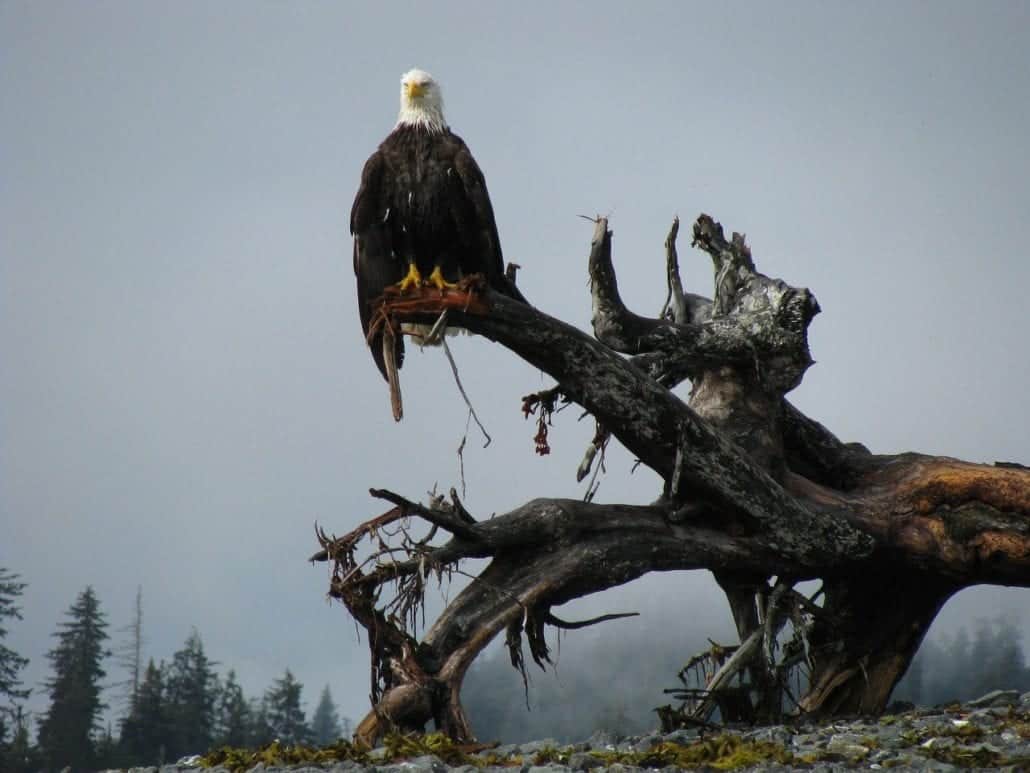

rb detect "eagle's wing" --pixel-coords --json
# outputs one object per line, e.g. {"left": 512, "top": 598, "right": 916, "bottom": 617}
{"left": 450, "top": 137, "right": 527, "bottom": 303}
{"left": 352, "top": 150, "right": 405, "bottom": 380}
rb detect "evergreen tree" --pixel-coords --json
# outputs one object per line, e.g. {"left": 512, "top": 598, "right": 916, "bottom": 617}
{"left": 36, "top": 585, "right": 110, "bottom": 770}
{"left": 969, "top": 616, "right": 1030, "bottom": 697}
{"left": 247, "top": 697, "right": 275, "bottom": 748}
{"left": 2, "top": 706, "right": 39, "bottom": 773}
{"left": 310, "top": 685, "right": 341, "bottom": 745}
{"left": 0, "top": 568, "right": 31, "bottom": 771}
{"left": 119, "top": 659, "right": 169, "bottom": 765}
{"left": 940, "top": 626, "right": 972, "bottom": 702}
{"left": 265, "top": 669, "right": 311, "bottom": 745}
{"left": 95, "top": 721, "right": 119, "bottom": 769}
{"left": 0, "top": 568, "right": 30, "bottom": 710}
{"left": 214, "top": 669, "right": 250, "bottom": 748}
{"left": 164, "top": 629, "right": 218, "bottom": 759}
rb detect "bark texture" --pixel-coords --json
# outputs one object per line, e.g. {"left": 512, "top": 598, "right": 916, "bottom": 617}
{"left": 321, "top": 214, "right": 1030, "bottom": 745}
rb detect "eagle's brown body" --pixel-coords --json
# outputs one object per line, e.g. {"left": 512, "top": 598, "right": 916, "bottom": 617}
{"left": 351, "top": 124, "right": 524, "bottom": 380}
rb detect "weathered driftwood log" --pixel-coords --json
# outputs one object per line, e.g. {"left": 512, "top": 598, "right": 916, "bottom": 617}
{"left": 319, "top": 214, "right": 1030, "bottom": 744}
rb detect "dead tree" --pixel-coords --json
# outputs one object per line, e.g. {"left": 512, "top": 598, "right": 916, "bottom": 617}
{"left": 316, "top": 214, "right": 1030, "bottom": 745}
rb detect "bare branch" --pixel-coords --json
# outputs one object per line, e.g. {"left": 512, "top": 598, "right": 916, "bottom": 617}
{"left": 437, "top": 292, "right": 872, "bottom": 566}
{"left": 368, "top": 488, "right": 484, "bottom": 543}
{"left": 588, "top": 217, "right": 667, "bottom": 351}
{"left": 661, "top": 216, "right": 689, "bottom": 324}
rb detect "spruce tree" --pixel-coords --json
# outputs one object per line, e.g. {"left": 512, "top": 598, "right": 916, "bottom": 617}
{"left": 310, "top": 684, "right": 341, "bottom": 745}
{"left": 0, "top": 568, "right": 30, "bottom": 709}
{"left": 95, "top": 722, "right": 119, "bottom": 769}
{"left": 165, "top": 629, "right": 218, "bottom": 759}
{"left": 3, "top": 706, "right": 39, "bottom": 773}
{"left": 265, "top": 669, "right": 310, "bottom": 746}
{"left": 36, "top": 585, "right": 110, "bottom": 770}
{"left": 214, "top": 669, "right": 249, "bottom": 748}
{"left": 119, "top": 659, "right": 169, "bottom": 765}
{"left": 0, "top": 567, "right": 31, "bottom": 771}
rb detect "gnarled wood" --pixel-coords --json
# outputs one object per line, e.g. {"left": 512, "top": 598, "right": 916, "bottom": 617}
{"left": 327, "top": 213, "right": 1030, "bottom": 743}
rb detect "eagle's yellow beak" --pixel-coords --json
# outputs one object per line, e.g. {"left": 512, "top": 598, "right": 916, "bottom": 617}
{"left": 406, "top": 81, "right": 425, "bottom": 99}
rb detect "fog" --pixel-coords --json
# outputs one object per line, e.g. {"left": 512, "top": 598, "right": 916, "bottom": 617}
{"left": 2, "top": 1, "right": 1027, "bottom": 733}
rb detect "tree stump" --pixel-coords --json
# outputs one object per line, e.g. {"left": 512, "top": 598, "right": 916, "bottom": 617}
{"left": 317, "top": 214, "right": 1030, "bottom": 745}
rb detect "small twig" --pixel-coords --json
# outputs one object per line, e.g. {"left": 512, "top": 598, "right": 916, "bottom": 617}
{"left": 657, "top": 710, "right": 722, "bottom": 733}
{"left": 544, "top": 611, "right": 639, "bottom": 630}
{"left": 311, "top": 506, "right": 406, "bottom": 562}
{"left": 692, "top": 628, "right": 763, "bottom": 721}
{"left": 576, "top": 423, "right": 610, "bottom": 483}
{"left": 423, "top": 310, "right": 451, "bottom": 345}
{"left": 441, "top": 337, "right": 491, "bottom": 448}
{"left": 582, "top": 433, "right": 608, "bottom": 503}
{"left": 414, "top": 523, "right": 439, "bottom": 547}
{"left": 504, "top": 262, "right": 521, "bottom": 285}
{"left": 457, "top": 415, "right": 469, "bottom": 498}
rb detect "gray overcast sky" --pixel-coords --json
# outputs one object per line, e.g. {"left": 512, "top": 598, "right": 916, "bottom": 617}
{"left": 2, "top": 1, "right": 1028, "bottom": 734}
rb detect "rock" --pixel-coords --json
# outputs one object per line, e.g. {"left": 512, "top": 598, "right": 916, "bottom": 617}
{"left": 482, "top": 743, "right": 519, "bottom": 759}
{"left": 519, "top": 738, "right": 560, "bottom": 755}
{"left": 967, "top": 689, "right": 1021, "bottom": 707}
{"left": 403, "top": 753, "right": 447, "bottom": 772}
{"left": 660, "top": 728, "right": 699, "bottom": 745}
{"left": 743, "top": 725, "right": 792, "bottom": 745}
{"left": 566, "top": 751, "right": 604, "bottom": 770}
{"left": 627, "top": 732, "right": 660, "bottom": 752}
{"left": 826, "top": 732, "right": 871, "bottom": 760}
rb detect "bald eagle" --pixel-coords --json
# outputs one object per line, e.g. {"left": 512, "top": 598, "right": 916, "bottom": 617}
{"left": 351, "top": 68, "right": 526, "bottom": 382}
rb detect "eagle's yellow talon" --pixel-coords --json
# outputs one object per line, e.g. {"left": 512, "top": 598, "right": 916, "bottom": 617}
{"left": 427, "top": 266, "right": 458, "bottom": 290}
{"left": 396, "top": 263, "right": 422, "bottom": 292}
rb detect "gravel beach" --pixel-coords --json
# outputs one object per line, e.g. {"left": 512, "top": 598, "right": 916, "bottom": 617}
{"left": 109, "top": 690, "right": 1030, "bottom": 772}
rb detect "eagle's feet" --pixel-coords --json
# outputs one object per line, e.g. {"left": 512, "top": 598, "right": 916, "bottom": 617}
{"left": 395, "top": 263, "right": 423, "bottom": 293}
{"left": 378, "top": 274, "right": 488, "bottom": 311}
{"left": 427, "top": 266, "right": 459, "bottom": 292}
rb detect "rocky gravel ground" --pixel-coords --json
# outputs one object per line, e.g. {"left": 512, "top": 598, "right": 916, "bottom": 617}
{"left": 118, "top": 689, "right": 1030, "bottom": 772}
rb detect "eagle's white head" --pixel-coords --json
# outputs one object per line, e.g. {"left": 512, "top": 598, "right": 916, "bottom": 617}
{"left": 397, "top": 68, "right": 447, "bottom": 132}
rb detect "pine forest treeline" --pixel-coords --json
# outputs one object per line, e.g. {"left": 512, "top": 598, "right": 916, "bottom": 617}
{"left": 2, "top": 569, "right": 1029, "bottom": 768}
{"left": 0, "top": 573, "right": 351, "bottom": 771}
